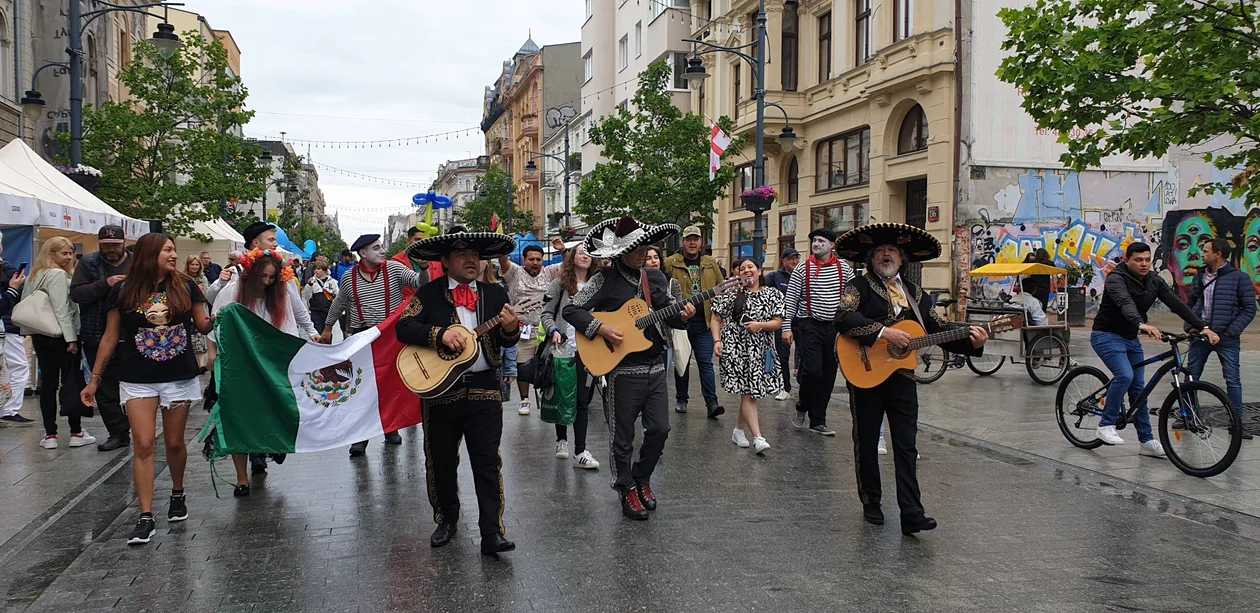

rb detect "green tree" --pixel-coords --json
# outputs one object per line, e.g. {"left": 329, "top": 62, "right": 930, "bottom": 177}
{"left": 997, "top": 0, "right": 1260, "bottom": 201}
{"left": 73, "top": 32, "right": 271, "bottom": 239}
{"left": 275, "top": 154, "right": 310, "bottom": 233}
{"left": 385, "top": 234, "right": 409, "bottom": 258}
{"left": 459, "top": 165, "right": 535, "bottom": 233}
{"left": 575, "top": 61, "right": 745, "bottom": 228}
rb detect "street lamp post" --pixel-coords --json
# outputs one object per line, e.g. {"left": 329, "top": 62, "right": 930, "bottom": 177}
{"left": 682, "top": 0, "right": 797, "bottom": 265}
{"left": 524, "top": 121, "right": 574, "bottom": 233}
{"left": 21, "top": 2, "right": 185, "bottom": 166}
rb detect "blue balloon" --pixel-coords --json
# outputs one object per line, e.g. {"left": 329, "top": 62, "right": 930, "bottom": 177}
{"left": 302, "top": 239, "right": 317, "bottom": 258}
{"left": 412, "top": 192, "right": 431, "bottom": 207}
{"left": 432, "top": 195, "right": 454, "bottom": 210}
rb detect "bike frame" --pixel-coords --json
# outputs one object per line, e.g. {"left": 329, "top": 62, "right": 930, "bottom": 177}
{"left": 1088, "top": 342, "right": 1190, "bottom": 420}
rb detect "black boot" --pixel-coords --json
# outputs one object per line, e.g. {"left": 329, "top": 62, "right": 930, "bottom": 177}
{"left": 348, "top": 441, "right": 368, "bottom": 457}
{"left": 621, "top": 489, "right": 649, "bottom": 521}
{"left": 480, "top": 533, "right": 515, "bottom": 555}
{"left": 863, "top": 504, "right": 884, "bottom": 525}
{"left": 901, "top": 515, "right": 937, "bottom": 535}
{"left": 430, "top": 523, "right": 458, "bottom": 548}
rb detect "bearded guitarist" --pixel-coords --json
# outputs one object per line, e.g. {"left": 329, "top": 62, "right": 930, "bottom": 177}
{"left": 833, "top": 223, "right": 988, "bottom": 536}
{"left": 563, "top": 217, "right": 697, "bottom": 521}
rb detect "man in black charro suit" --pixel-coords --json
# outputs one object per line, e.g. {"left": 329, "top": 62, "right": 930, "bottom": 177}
{"left": 833, "top": 223, "right": 988, "bottom": 536}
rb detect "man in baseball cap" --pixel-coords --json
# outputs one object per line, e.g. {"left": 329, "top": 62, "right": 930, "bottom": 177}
{"left": 660, "top": 224, "right": 726, "bottom": 419}
{"left": 70, "top": 224, "right": 132, "bottom": 450}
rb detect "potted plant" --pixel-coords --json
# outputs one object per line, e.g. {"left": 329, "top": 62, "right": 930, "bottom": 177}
{"left": 56, "top": 164, "right": 103, "bottom": 191}
{"left": 740, "top": 185, "right": 777, "bottom": 212}
{"left": 557, "top": 225, "right": 578, "bottom": 240}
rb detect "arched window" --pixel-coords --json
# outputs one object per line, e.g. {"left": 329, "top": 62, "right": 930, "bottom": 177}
{"left": 898, "top": 104, "right": 928, "bottom": 154}
{"left": 786, "top": 156, "right": 799, "bottom": 203}
{"left": 0, "top": 11, "right": 10, "bottom": 102}
{"left": 86, "top": 35, "right": 99, "bottom": 108}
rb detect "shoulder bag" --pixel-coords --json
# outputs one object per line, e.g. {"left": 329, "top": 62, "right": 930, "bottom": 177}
{"left": 12, "top": 282, "right": 62, "bottom": 337}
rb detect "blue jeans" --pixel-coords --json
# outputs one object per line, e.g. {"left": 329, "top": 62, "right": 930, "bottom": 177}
{"left": 1090, "top": 331, "right": 1154, "bottom": 443}
{"left": 1185, "top": 337, "right": 1244, "bottom": 418}
{"left": 674, "top": 324, "right": 718, "bottom": 407}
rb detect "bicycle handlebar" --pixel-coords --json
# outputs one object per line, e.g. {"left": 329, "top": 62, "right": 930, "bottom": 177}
{"left": 1159, "top": 332, "right": 1207, "bottom": 344}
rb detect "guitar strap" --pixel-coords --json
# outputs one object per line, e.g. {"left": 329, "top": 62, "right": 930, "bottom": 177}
{"left": 903, "top": 279, "right": 926, "bottom": 329}
{"left": 640, "top": 268, "right": 653, "bottom": 309}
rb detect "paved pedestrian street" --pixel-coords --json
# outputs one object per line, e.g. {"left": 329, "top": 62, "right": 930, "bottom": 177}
{"left": 2, "top": 358, "right": 1260, "bottom": 613}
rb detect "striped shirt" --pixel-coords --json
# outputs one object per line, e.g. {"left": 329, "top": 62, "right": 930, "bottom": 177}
{"left": 781, "top": 258, "right": 855, "bottom": 332}
{"left": 325, "top": 260, "right": 423, "bottom": 332}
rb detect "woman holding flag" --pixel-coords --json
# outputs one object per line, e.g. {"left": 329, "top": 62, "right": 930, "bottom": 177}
{"left": 213, "top": 248, "right": 320, "bottom": 497}
{"left": 80, "top": 233, "right": 214, "bottom": 545}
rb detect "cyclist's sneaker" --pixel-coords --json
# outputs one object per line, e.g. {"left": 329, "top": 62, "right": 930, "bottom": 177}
{"left": 1096, "top": 425, "right": 1124, "bottom": 445}
{"left": 1139, "top": 440, "right": 1166, "bottom": 457}
{"left": 128, "top": 515, "right": 156, "bottom": 545}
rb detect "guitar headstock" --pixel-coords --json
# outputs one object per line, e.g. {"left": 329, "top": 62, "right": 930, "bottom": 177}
{"left": 513, "top": 299, "right": 544, "bottom": 317}
{"left": 714, "top": 277, "right": 747, "bottom": 296}
{"left": 985, "top": 314, "right": 1024, "bottom": 334}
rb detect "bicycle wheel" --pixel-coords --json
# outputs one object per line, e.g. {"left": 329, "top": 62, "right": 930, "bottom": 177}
{"left": 1026, "top": 334, "right": 1070, "bottom": 385}
{"left": 1159, "top": 380, "right": 1242, "bottom": 478}
{"left": 915, "top": 346, "right": 950, "bottom": 384}
{"left": 1055, "top": 365, "right": 1109, "bottom": 449}
{"left": 966, "top": 354, "right": 1005, "bottom": 376}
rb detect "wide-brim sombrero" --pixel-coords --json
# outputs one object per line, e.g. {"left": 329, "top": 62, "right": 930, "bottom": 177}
{"left": 407, "top": 232, "right": 516, "bottom": 261}
{"left": 584, "top": 217, "right": 679, "bottom": 259}
{"left": 835, "top": 223, "right": 941, "bottom": 263}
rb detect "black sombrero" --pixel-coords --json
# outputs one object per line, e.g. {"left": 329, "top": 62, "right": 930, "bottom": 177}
{"left": 835, "top": 223, "right": 941, "bottom": 263}
{"left": 406, "top": 232, "right": 516, "bottom": 261}
{"left": 584, "top": 217, "right": 679, "bottom": 259}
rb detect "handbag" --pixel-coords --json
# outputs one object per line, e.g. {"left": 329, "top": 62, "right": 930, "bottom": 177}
{"left": 12, "top": 289, "right": 63, "bottom": 337}
{"left": 539, "top": 355, "right": 577, "bottom": 426}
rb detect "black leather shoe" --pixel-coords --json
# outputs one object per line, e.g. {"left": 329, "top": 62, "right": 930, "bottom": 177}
{"left": 621, "top": 489, "right": 649, "bottom": 521}
{"left": 384, "top": 431, "right": 403, "bottom": 445}
{"left": 349, "top": 441, "right": 368, "bottom": 457}
{"left": 706, "top": 404, "right": 725, "bottom": 419}
{"left": 233, "top": 484, "right": 250, "bottom": 498}
{"left": 901, "top": 515, "right": 937, "bottom": 535}
{"left": 636, "top": 483, "right": 657, "bottom": 510}
{"left": 430, "top": 523, "right": 458, "bottom": 548}
{"left": 97, "top": 436, "right": 130, "bottom": 452}
{"left": 480, "top": 533, "right": 515, "bottom": 555}
{"left": 269, "top": 453, "right": 287, "bottom": 465}
{"left": 863, "top": 504, "right": 884, "bottom": 525}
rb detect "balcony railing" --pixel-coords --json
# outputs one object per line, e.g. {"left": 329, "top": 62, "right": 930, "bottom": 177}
{"left": 520, "top": 116, "right": 539, "bottom": 136}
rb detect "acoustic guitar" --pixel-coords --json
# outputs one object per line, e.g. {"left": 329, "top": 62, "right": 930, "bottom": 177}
{"left": 397, "top": 299, "right": 542, "bottom": 398}
{"left": 835, "top": 314, "right": 1022, "bottom": 389}
{"left": 577, "top": 278, "right": 744, "bottom": 376}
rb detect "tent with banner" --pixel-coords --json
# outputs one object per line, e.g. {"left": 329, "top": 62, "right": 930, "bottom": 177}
{"left": 176, "top": 218, "right": 247, "bottom": 268}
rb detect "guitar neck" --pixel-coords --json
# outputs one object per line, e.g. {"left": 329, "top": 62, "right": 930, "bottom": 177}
{"left": 472, "top": 315, "right": 506, "bottom": 338}
{"left": 636, "top": 286, "right": 724, "bottom": 329}
{"left": 906, "top": 323, "right": 974, "bottom": 351}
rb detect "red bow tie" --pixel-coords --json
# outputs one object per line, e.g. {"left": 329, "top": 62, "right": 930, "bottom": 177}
{"left": 453, "top": 284, "right": 479, "bottom": 310}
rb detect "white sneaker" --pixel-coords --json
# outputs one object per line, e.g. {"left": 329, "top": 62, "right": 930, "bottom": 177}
{"left": 877, "top": 435, "right": 889, "bottom": 455}
{"left": 574, "top": 450, "right": 600, "bottom": 469}
{"left": 518, "top": 400, "right": 531, "bottom": 416}
{"left": 774, "top": 391, "right": 789, "bottom": 401}
{"left": 752, "top": 437, "right": 770, "bottom": 455}
{"left": 1097, "top": 425, "right": 1124, "bottom": 445}
{"left": 68, "top": 431, "right": 96, "bottom": 448}
{"left": 39, "top": 435, "right": 57, "bottom": 449}
{"left": 555, "top": 440, "right": 570, "bottom": 460}
{"left": 1139, "top": 440, "right": 1166, "bottom": 458}
{"left": 732, "top": 428, "right": 750, "bottom": 448}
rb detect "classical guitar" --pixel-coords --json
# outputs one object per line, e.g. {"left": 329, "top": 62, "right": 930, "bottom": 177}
{"left": 397, "top": 299, "right": 542, "bottom": 398}
{"left": 835, "top": 314, "right": 1022, "bottom": 389}
{"left": 577, "top": 278, "right": 744, "bottom": 377}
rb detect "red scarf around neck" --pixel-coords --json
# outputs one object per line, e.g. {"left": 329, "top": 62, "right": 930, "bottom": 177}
{"left": 805, "top": 253, "right": 838, "bottom": 277}
{"left": 804, "top": 253, "right": 841, "bottom": 318}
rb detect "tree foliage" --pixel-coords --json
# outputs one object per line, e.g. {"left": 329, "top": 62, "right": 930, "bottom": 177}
{"left": 997, "top": 0, "right": 1260, "bottom": 202}
{"left": 74, "top": 33, "right": 271, "bottom": 238}
{"left": 385, "top": 234, "right": 409, "bottom": 258}
{"left": 459, "top": 165, "right": 535, "bottom": 233}
{"left": 575, "top": 61, "right": 746, "bottom": 228}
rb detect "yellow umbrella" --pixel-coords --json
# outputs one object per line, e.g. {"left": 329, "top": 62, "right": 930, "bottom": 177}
{"left": 968, "top": 263, "right": 1067, "bottom": 277}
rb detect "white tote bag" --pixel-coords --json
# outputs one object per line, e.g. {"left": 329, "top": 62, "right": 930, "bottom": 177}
{"left": 672, "top": 328, "right": 692, "bottom": 377}
{"left": 12, "top": 290, "right": 63, "bottom": 337}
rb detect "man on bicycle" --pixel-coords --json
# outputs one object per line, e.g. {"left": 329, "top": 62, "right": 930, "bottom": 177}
{"left": 1091, "top": 242, "right": 1218, "bottom": 456}
{"left": 1184, "top": 238, "right": 1255, "bottom": 440}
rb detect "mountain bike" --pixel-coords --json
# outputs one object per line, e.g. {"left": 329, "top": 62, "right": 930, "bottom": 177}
{"left": 1055, "top": 332, "right": 1242, "bottom": 478}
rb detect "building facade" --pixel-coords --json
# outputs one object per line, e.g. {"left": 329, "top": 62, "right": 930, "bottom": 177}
{"left": 433, "top": 155, "right": 490, "bottom": 229}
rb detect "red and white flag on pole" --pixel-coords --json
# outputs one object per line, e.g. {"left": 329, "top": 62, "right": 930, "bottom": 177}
{"left": 710, "top": 124, "right": 731, "bottom": 181}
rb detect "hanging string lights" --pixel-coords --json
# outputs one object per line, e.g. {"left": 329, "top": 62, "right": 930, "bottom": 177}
{"left": 245, "top": 126, "right": 480, "bottom": 150}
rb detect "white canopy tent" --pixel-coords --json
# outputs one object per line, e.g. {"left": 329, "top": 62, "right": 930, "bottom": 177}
{"left": 176, "top": 218, "right": 248, "bottom": 269}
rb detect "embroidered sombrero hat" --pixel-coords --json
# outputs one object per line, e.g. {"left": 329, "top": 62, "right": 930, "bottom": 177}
{"left": 406, "top": 232, "right": 516, "bottom": 261}
{"left": 584, "top": 217, "right": 679, "bottom": 259}
{"left": 834, "top": 223, "right": 941, "bottom": 263}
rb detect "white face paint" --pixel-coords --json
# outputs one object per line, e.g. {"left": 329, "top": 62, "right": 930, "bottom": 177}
{"left": 360, "top": 241, "right": 385, "bottom": 266}
{"left": 811, "top": 236, "right": 832, "bottom": 258}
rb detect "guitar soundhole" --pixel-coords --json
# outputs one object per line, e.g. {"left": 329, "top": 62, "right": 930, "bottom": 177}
{"left": 436, "top": 346, "right": 460, "bottom": 361}
{"left": 628, "top": 305, "right": 646, "bottom": 317}
{"left": 888, "top": 346, "right": 909, "bottom": 360}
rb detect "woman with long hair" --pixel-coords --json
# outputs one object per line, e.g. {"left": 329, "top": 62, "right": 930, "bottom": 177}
{"left": 646, "top": 245, "right": 683, "bottom": 387}
{"left": 22, "top": 237, "right": 86, "bottom": 449}
{"left": 213, "top": 249, "right": 318, "bottom": 495}
{"left": 540, "top": 244, "right": 603, "bottom": 468}
{"left": 80, "top": 233, "right": 213, "bottom": 545}
{"left": 184, "top": 256, "right": 210, "bottom": 370}
{"left": 710, "top": 257, "right": 784, "bottom": 455}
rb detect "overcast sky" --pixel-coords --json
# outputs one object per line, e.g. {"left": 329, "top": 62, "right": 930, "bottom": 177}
{"left": 189, "top": 1, "right": 585, "bottom": 242}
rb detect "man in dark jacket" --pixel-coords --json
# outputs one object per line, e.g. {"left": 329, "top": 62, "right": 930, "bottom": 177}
{"left": 1091, "top": 242, "right": 1217, "bottom": 455}
{"left": 70, "top": 225, "right": 132, "bottom": 450}
{"left": 200, "top": 251, "right": 221, "bottom": 282}
{"left": 1184, "top": 238, "right": 1255, "bottom": 439}
{"left": 765, "top": 248, "right": 800, "bottom": 399}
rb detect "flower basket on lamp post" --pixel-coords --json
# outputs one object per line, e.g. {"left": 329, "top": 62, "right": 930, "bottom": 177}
{"left": 56, "top": 164, "right": 102, "bottom": 192}
{"left": 557, "top": 225, "right": 577, "bottom": 241}
{"left": 740, "top": 185, "right": 777, "bottom": 213}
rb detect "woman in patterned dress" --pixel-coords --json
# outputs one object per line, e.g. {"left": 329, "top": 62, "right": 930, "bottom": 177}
{"left": 711, "top": 258, "right": 784, "bottom": 455}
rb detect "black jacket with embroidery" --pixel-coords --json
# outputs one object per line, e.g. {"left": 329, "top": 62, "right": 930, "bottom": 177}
{"left": 834, "top": 272, "right": 981, "bottom": 378}
{"left": 396, "top": 280, "right": 520, "bottom": 371}
{"left": 562, "top": 262, "right": 687, "bottom": 368}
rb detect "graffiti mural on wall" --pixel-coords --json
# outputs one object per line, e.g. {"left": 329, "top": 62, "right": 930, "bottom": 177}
{"left": 1160, "top": 208, "right": 1260, "bottom": 302}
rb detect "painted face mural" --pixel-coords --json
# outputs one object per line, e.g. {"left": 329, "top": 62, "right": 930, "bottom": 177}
{"left": 1169, "top": 213, "right": 1216, "bottom": 292}
{"left": 1241, "top": 214, "right": 1260, "bottom": 298}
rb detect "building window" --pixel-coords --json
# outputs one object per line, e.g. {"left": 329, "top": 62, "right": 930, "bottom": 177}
{"left": 733, "top": 64, "right": 741, "bottom": 119}
{"left": 818, "top": 13, "right": 832, "bottom": 83}
{"left": 812, "top": 201, "right": 868, "bottom": 235}
{"left": 0, "top": 12, "right": 11, "bottom": 103}
{"left": 670, "top": 52, "right": 689, "bottom": 89}
{"left": 733, "top": 164, "right": 754, "bottom": 209}
{"left": 815, "top": 127, "right": 871, "bottom": 191}
{"left": 585, "top": 0, "right": 593, "bottom": 20}
{"left": 782, "top": 1, "right": 798, "bottom": 91}
{"left": 898, "top": 104, "right": 929, "bottom": 154}
{"left": 779, "top": 211, "right": 798, "bottom": 250}
{"left": 619, "top": 36, "right": 628, "bottom": 70}
{"left": 635, "top": 21, "right": 642, "bottom": 57}
{"left": 894, "top": 0, "right": 913, "bottom": 42}
{"left": 786, "top": 156, "right": 799, "bottom": 203}
{"left": 651, "top": 0, "right": 689, "bottom": 20}
{"left": 584, "top": 51, "right": 593, "bottom": 82}
{"left": 856, "top": 0, "right": 872, "bottom": 65}
{"left": 730, "top": 219, "right": 755, "bottom": 261}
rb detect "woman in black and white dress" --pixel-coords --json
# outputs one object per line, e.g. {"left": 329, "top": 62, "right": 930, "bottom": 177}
{"left": 711, "top": 258, "right": 784, "bottom": 455}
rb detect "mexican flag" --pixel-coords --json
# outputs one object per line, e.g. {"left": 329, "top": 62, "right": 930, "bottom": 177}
{"left": 201, "top": 303, "right": 422, "bottom": 456}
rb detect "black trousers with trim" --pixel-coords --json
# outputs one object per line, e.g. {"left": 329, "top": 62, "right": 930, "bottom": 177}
{"left": 848, "top": 376, "right": 925, "bottom": 519}
{"left": 794, "top": 317, "right": 838, "bottom": 427}
{"left": 422, "top": 384, "right": 506, "bottom": 537}
{"left": 605, "top": 364, "right": 670, "bottom": 494}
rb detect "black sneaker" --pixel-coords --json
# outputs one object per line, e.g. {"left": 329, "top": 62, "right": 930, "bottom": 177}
{"left": 0, "top": 414, "right": 34, "bottom": 425}
{"left": 384, "top": 431, "right": 403, "bottom": 445}
{"left": 674, "top": 402, "right": 687, "bottom": 414}
{"left": 349, "top": 441, "right": 368, "bottom": 457}
{"left": 128, "top": 516, "right": 156, "bottom": 545}
{"left": 791, "top": 411, "right": 807, "bottom": 428}
{"left": 809, "top": 424, "right": 837, "bottom": 436}
{"left": 167, "top": 494, "right": 188, "bottom": 522}
{"left": 706, "top": 404, "right": 725, "bottom": 419}
{"left": 233, "top": 484, "right": 250, "bottom": 497}
{"left": 249, "top": 454, "right": 267, "bottom": 474}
